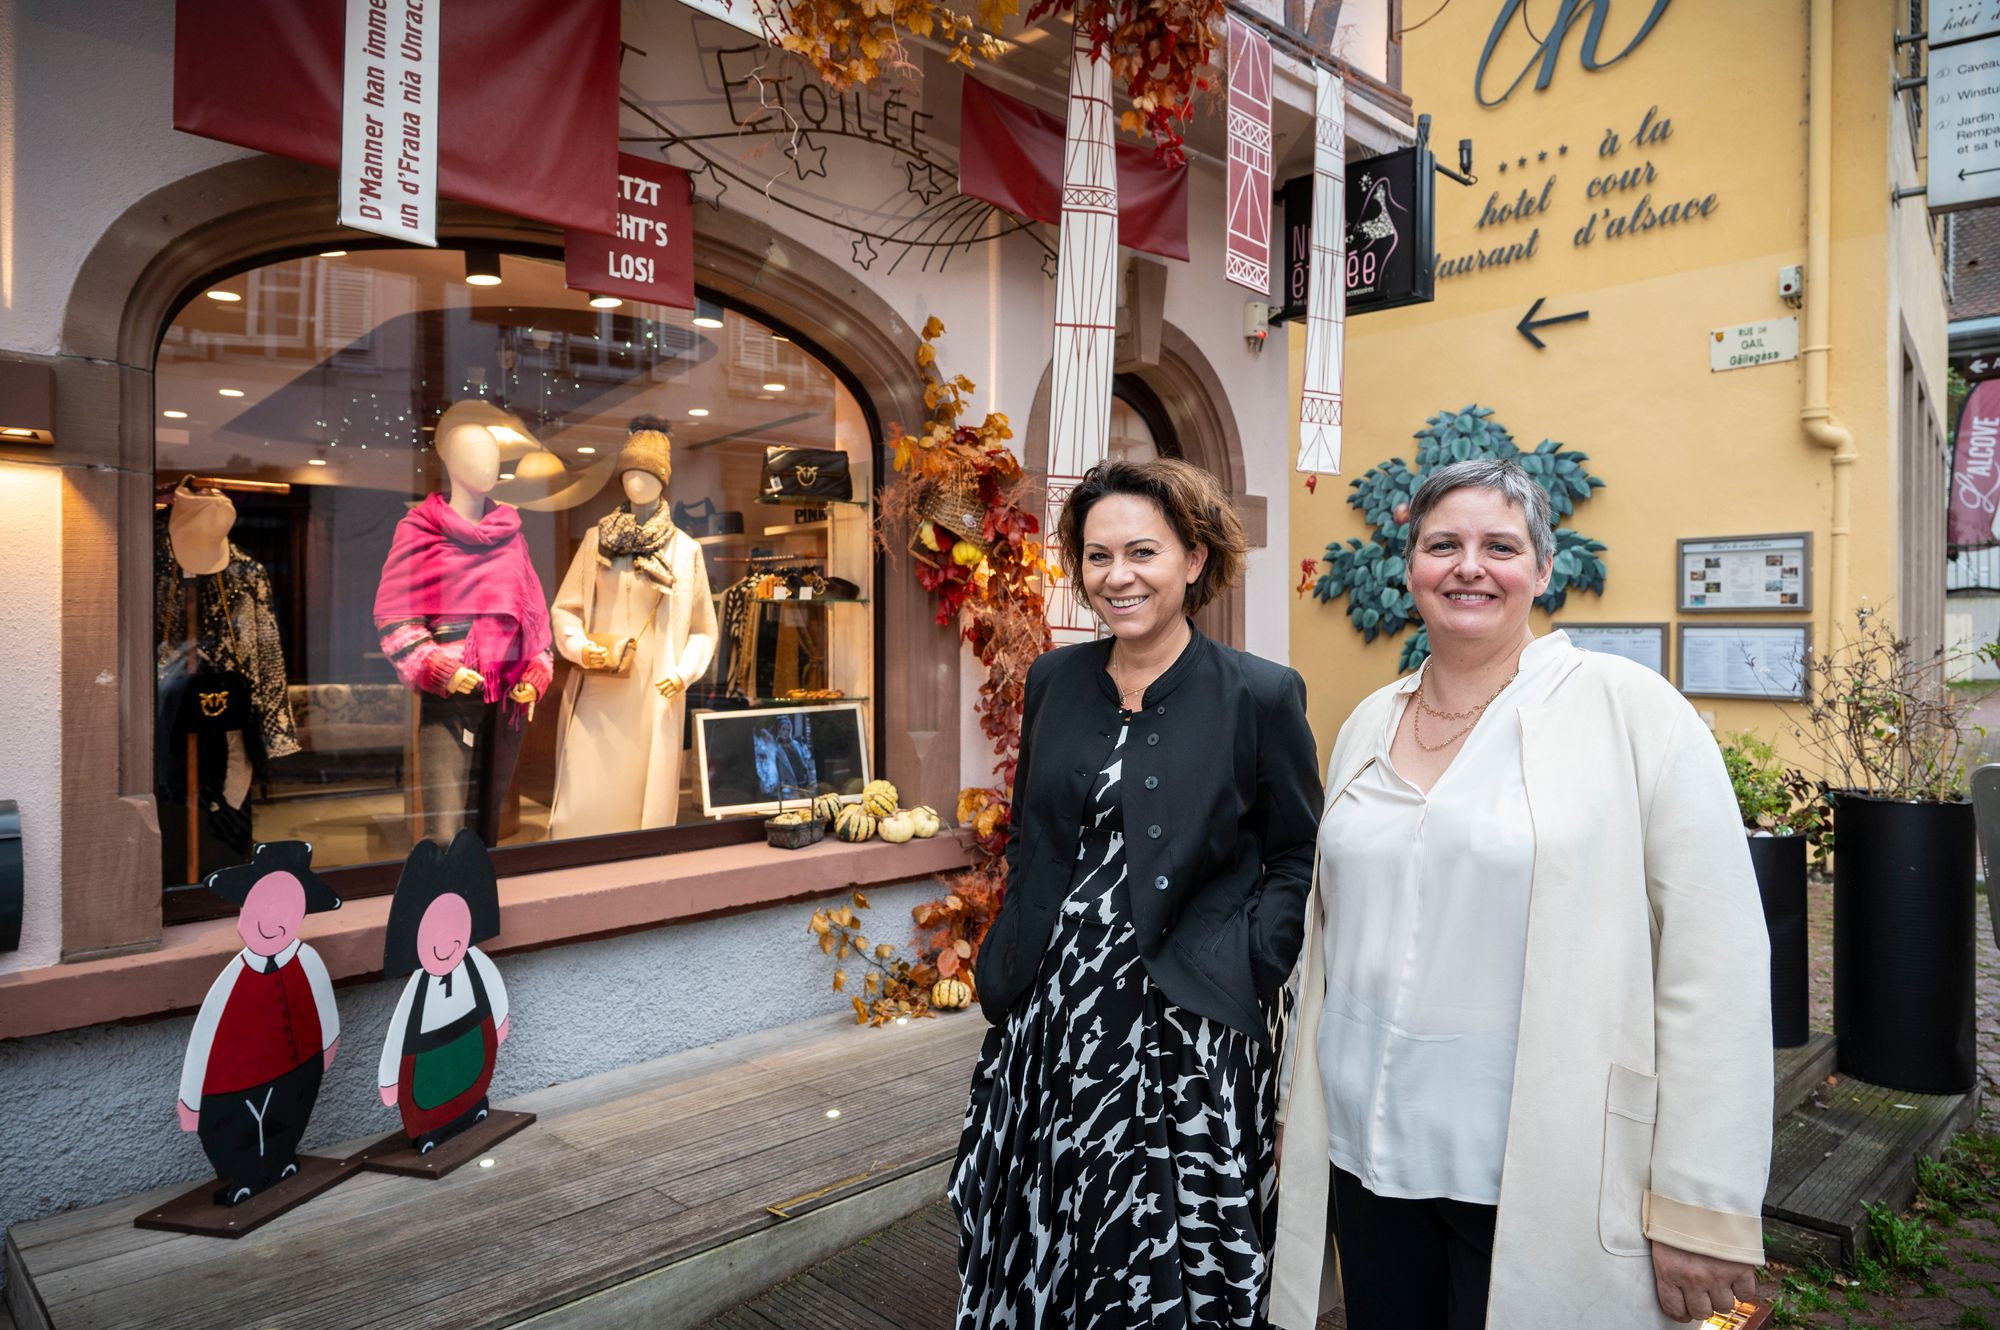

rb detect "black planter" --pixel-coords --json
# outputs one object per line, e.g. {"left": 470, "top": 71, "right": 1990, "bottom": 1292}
{"left": 1830, "top": 790, "right": 1977, "bottom": 1094}
{"left": 1748, "top": 833, "right": 1810, "bottom": 1048}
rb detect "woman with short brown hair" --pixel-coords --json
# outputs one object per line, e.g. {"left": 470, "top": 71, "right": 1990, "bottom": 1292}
{"left": 951, "top": 457, "right": 1322, "bottom": 1328}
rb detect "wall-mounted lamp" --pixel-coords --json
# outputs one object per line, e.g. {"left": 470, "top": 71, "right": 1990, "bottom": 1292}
{"left": 692, "top": 296, "right": 725, "bottom": 330}
{"left": 0, "top": 360, "right": 56, "bottom": 444}
{"left": 464, "top": 249, "right": 503, "bottom": 287}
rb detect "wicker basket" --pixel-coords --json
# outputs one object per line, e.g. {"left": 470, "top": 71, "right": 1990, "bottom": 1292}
{"left": 919, "top": 473, "right": 986, "bottom": 545}
{"left": 765, "top": 818, "right": 826, "bottom": 850}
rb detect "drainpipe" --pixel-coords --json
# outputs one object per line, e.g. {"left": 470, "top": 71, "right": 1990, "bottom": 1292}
{"left": 1803, "top": 0, "right": 1857, "bottom": 637}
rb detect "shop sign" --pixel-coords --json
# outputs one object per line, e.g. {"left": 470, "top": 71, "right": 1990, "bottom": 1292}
{"left": 338, "top": 0, "right": 440, "bottom": 246}
{"left": 564, "top": 155, "right": 694, "bottom": 310}
{"left": 1935, "top": 1, "right": 2000, "bottom": 48}
{"left": 1950, "top": 380, "right": 2000, "bottom": 549}
{"left": 1928, "top": 33, "right": 2000, "bottom": 213}
{"left": 1276, "top": 145, "right": 1435, "bottom": 322}
{"left": 1956, "top": 351, "right": 2000, "bottom": 381}
{"left": 1709, "top": 318, "right": 1798, "bottom": 372}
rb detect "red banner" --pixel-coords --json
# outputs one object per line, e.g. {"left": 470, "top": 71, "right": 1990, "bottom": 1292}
{"left": 1951, "top": 380, "right": 2000, "bottom": 549}
{"left": 173, "top": 0, "right": 619, "bottom": 236}
{"left": 957, "top": 75, "right": 1188, "bottom": 262}
{"left": 565, "top": 156, "right": 694, "bottom": 309}
{"left": 1224, "top": 16, "right": 1273, "bottom": 293}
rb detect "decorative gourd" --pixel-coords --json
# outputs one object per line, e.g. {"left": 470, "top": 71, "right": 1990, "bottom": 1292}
{"left": 811, "top": 792, "right": 845, "bottom": 825}
{"left": 907, "top": 805, "right": 941, "bottom": 838}
{"left": 931, "top": 976, "right": 972, "bottom": 1009}
{"left": 833, "top": 804, "right": 877, "bottom": 842}
{"left": 878, "top": 812, "right": 917, "bottom": 844}
{"left": 861, "top": 779, "right": 900, "bottom": 818}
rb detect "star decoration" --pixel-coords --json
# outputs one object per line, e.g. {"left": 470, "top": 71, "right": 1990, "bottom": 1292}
{"left": 1537, "top": 150, "right": 1547, "bottom": 162}
{"left": 1559, "top": 144, "right": 1569, "bottom": 155}
{"left": 1517, "top": 156, "right": 1528, "bottom": 167}
{"left": 851, "top": 235, "right": 879, "bottom": 270}
{"left": 1042, "top": 251, "right": 1060, "bottom": 279}
{"left": 686, "top": 159, "right": 728, "bottom": 212}
{"left": 1498, "top": 161, "right": 1508, "bottom": 173}
{"left": 905, "top": 159, "right": 952, "bottom": 205}
{"left": 787, "top": 132, "right": 829, "bottom": 182}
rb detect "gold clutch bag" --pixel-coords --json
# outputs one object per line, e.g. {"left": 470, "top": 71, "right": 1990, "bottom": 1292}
{"left": 580, "top": 631, "right": 637, "bottom": 676}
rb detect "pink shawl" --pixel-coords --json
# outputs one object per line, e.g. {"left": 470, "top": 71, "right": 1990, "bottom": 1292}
{"left": 374, "top": 494, "right": 552, "bottom": 704}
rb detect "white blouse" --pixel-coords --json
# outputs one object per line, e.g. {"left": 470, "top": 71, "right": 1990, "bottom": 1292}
{"left": 1315, "top": 631, "right": 1573, "bottom": 1205}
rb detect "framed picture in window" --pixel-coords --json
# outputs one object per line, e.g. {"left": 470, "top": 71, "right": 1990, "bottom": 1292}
{"left": 693, "top": 702, "right": 871, "bottom": 818}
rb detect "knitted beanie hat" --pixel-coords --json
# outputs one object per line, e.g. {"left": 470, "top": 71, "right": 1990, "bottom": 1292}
{"left": 617, "top": 415, "right": 673, "bottom": 486}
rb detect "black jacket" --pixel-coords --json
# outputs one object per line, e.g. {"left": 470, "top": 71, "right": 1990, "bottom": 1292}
{"left": 976, "top": 626, "right": 1323, "bottom": 1044}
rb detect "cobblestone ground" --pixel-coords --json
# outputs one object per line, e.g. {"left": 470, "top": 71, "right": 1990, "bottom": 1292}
{"left": 1752, "top": 877, "right": 2000, "bottom": 1328}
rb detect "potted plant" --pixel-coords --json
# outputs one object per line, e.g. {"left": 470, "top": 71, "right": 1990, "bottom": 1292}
{"left": 1718, "top": 731, "right": 1824, "bottom": 1048}
{"left": 1783, "top": 609, "right": 1982, "bottom": 1093}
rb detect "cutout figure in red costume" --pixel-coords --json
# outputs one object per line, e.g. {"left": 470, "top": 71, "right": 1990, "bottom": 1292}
{"left": 176, "top": 841, "right": 342, "bottom": 1206}
{"left": 377, "top": 830, "right": 511, "bottom": 1153}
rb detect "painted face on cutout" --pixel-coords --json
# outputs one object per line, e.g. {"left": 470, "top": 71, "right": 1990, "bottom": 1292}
{"left": 417, "top": 894, "right": 473, "bottom": 977}
{"left": 236, "top": 871, "right": 307, "bottom": 957}
{"left": 1080, "top": 493, "right": 1206, "bottom": 647}
{"left": 1406, "top": 486, "right": 1552, "bottom": 647}
{"left": 623, "top": 470, "right": 665, "bottom": 506}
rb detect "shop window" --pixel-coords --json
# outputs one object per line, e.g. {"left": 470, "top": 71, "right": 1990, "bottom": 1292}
{"left": 154, "top": 249, "right": 877, "bottom": 918}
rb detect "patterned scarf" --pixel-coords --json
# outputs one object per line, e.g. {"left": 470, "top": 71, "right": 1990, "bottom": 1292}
{"left": 597, "top": 502, "right": 677, "bottom": 587}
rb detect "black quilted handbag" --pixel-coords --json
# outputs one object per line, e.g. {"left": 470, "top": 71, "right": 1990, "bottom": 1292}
{"left": 759, "top": 447, "right": 853, "bottom": 502}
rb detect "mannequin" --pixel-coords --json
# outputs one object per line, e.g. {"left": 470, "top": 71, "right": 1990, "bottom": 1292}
{"left": 547, "top": 416, "right": 718, "bottom": 837}
{"left": 155, "top": 481, "right": 300, "bottom": 884}
{"left": 374, "top": 401, "right": 554, "bottom": 845}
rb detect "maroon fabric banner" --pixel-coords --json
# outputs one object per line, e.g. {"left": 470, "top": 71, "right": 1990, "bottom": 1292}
{"left": 565, "top": 156, "right": 694, "bottom": 309}
{"left": 1951, "top": 380, "right": 2000, "bottom": 549}
{"left": 173, "top": 0, "right": 619, "bottom": 236}
{"left": 958, "top": 75, "right": 1189, "bottom": 262}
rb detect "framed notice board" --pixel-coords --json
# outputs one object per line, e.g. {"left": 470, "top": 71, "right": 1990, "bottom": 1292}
{"left": 1677, "top": 533, "right": 1812, "bottom": 613}
{"left": 1559, "top": 623, "right": 1669, "bottom": 680}
{"left": 1677, "top": 623, "right": 1812, "bottom": 700}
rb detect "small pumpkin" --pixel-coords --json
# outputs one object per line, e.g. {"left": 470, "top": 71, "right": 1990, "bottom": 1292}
{"left": 907, "top": 805, "right": 941, "bottom": 838}
{"left": 811, "top": 792, "right": 845, "bottom": 825}
{"left": 861, "top": 779, "right": 900, "bottom": 818}
{"left": 878, "top": 811, "right": 917, "bottom": 844}
{"left": 833, "top": 804, "right": 877, "bottom": 842}
{"left": 931, "top": 976, "right": 972, "bottom": 1010}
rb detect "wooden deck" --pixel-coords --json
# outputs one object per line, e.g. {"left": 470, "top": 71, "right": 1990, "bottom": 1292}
{"left": 5, "top": 1011, "right": 988, "bottom": 1330}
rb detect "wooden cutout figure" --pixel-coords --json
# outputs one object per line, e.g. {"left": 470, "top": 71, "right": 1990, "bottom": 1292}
{"left": 378, "top": 830, "right": 511, "bottom": 1153}
{"left": 176, "top": 841, "right": 342, "bottom": 1206}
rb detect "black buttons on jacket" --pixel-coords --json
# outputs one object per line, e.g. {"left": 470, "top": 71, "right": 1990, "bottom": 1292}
{"left": 1144, "top": 775, "right": 1159, "bottom": 790}
{"left": 1148, "top": 824, "right": 1162, "bottom": 839}
{"left": 1146, "top": 733, "right": 1160, "bottom": 747}
{"left": 1156, "top": 705, "right": 1166, "bottom": 715}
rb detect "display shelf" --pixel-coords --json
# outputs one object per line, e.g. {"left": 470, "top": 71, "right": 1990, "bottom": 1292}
{"left": 754, "top": 494, "right": 867, "bottom": 508}
{"left": 762, "top": 520, "right": 828, "bottom": 537}
{"left": 694, "top": 531, "right": 750, "bottom": 546}
{"left": 747, "top": 595, "right": 869, "bottom": 606}
{"left": 686, "top": 695, "right": 869, "bottom": 711}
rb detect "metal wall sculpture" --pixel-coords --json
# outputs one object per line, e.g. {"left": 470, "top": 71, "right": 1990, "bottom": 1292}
{"left": 1296, "top": 66, "right": 1348, "bottom": 476}
{"left": 1044, "top": 30, "right": 1120, "bottom": 644}
{"left": 1224, "top": 16, "right": 1273, "bottom": 293}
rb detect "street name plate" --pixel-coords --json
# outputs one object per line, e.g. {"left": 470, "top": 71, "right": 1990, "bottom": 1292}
{"left": 1710, "top": 318, "right": 1799, "bottom": 372}
{"left": 1930, "top": 32, "right": 2000, "bottom": 213}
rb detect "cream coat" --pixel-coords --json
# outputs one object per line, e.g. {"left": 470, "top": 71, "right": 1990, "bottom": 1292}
{"left": 1271, "top": 641, "right": 1772, "bottom": 1330}
{"left": 548, "top": 524, "right": 716, "bottom": 836}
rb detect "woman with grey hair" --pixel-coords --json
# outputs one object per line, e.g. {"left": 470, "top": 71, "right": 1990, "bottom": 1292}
{"left": 1269, "top": 459, "right": 1773, "bottom": 1329}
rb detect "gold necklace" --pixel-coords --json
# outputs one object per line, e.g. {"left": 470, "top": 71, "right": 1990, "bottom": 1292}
{"left": 1107, "top": 657, "right": 1145, "bottom": 710}
{"left": 1411, "top": 669, "right": 1517, "bottom": 752}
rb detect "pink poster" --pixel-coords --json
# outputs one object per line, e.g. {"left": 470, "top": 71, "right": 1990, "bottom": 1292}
{"left": 1951, "top": 381, "right": 2000, "bottom": 549}
{"left": 1224, "top": 16, "right": 1273, "bottom": 294}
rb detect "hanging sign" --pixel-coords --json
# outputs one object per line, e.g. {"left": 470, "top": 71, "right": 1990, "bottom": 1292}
{"left": 1935, "top": 1, "right": 2000, "bottom": 47}
{"left": 338, "top": 0, "right": 440, "bottom": 245}
{"left": 564, "top": 156, "right": 695, "bottom": 310}
{"left": 1224, "top": 16, "right": 1274, "bottom": 293}
{"left": 1929, "top": 32, "right": 2000, "bottom": 213}
{"left": 1277, "top": 144, "right": 1435, "bottom": 322}
{"left": 1295, "top": 66, "right": 1347, "bottom": 477}
{"left": 1950, "top": 380, "right": 2000, "bottom": 549}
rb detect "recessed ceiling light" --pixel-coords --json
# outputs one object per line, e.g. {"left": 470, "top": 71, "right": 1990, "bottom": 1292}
{"left": 319, "top": 250, "right": 347, "bottom": 258}
{"left": 771, "top": 334, "right": 791, "bottom": 342}
{"left": 162, "top": 410, "right": 188, "bottom": 419}
{"left": 763, "top": 382, "right": 787, "bottom": 393}
{"left": 498, "top": 471, "right": 516, "bottom": 481}
{"left": 588, "top": 294, "right": 623, "bottom": 309}
{"left": 576, "top": 446, "right": 597, "bottom": 455}
{"left": 687, "top": 408, "right": 710, "bottom": 417}
{"left": 307, "top": 457, "right": 328, "bottom": 467}
{"left": 205, "top": 290, "right": 243, "bottom": 303}
{"left": 217, "top": 388, "right": 245, "bottom": 398}
{"left": 824, "top": 1108, "right": 841, "bottom": 1120}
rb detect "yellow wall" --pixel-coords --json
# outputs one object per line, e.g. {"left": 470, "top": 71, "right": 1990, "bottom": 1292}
{"left": 1289, "top": 0, "right": 1945, "bottom": 758}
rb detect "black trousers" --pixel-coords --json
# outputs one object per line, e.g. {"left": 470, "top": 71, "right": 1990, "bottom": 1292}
{"left": 1329, "top": 1165, "right": 1498, "bottom": 1330}
{"left": 197, "top": 1056, "right": 324, "bottom": 1200}
{"left": 418, "top": 692, "right": 525, "bottom": 846}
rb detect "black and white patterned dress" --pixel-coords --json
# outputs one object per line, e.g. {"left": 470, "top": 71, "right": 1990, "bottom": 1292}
{"left": 951, "top": 711, "right": 1285, "bottom": 1329}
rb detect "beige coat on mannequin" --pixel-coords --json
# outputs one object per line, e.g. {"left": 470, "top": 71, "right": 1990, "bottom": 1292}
{"left": 1270, "top": 642, "right": 1772, "bottom": 1330}
{"left": 548, "top": 524, "right": 717, "bottom": 837}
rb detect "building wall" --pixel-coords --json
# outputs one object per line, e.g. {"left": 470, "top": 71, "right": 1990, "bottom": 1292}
{"left": 0, "top": 461, "right": 61, "bottom": 973}
{"left": 1288, "top": 0, "right": 1949, "bottom": 764}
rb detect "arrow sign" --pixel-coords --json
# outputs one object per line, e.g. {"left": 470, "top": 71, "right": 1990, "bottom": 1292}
{"left": 1517, "top": 297, "right": 1589, "bottom": 349}
{"left": 1963, "top": 166, "right": 2000, "bottom": 181}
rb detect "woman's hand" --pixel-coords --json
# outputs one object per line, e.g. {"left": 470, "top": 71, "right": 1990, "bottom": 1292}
{"left": 1651, "top": 1241, "right": 1756, "bottom": 1322}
